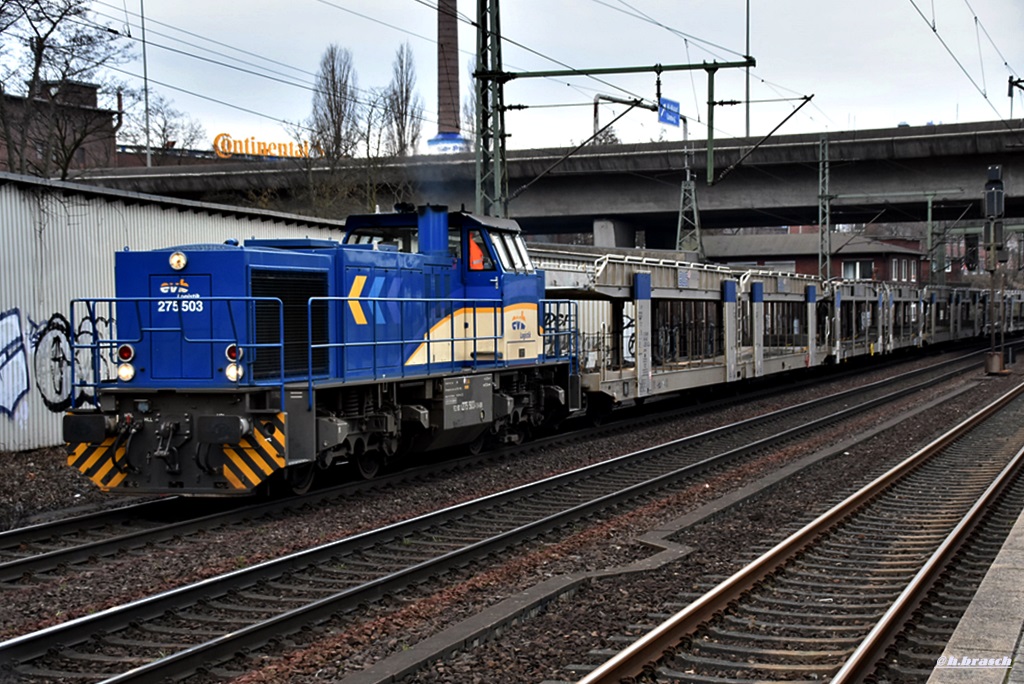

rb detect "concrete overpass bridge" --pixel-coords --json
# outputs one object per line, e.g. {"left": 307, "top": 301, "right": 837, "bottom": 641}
{"left": 78, "top": 119, "right": 1024, "bottom": 249}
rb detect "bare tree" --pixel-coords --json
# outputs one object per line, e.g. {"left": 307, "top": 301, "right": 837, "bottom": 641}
{"left": 0, "top": 0, "right": 131, "bottom": 178}
{"left": 383, "top": 42, "right": 423, "bottom": 157}
{"left": 119, "top": 91, "right": 206, "bottom": 164}
{"left": 592, "top": 125, "right": 621, "bottom": 145}
{"left": 310, "top": 44, "right": 361, "bottom": 159}
{"left": 362, "top": 87, "right": 388, "bottom": 159}
{"left": 360, "top": 87, "right": 390, "bottom": 209}
{"left": 294, "top": 42, "right": 421, "bottom": 217}
{"left": 288, "top": 44, "right": 365, "bottom": 217}
{"left": 0, "top": 0, "right": 19, "bottom": 34}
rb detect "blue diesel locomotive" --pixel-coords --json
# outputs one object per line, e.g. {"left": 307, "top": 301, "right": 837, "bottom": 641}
{"left": 63, "top": 206, "right": 581, "bottom": 495}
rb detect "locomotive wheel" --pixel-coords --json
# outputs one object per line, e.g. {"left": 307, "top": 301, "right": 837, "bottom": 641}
{"left": 287, "top": 463, "right": 317, "bottom": 495}
{"left": 353, "top": 451, "right": 382, "bottom": 479}
{"left": 467, "top": 431, "right": 488, "bottom": 455}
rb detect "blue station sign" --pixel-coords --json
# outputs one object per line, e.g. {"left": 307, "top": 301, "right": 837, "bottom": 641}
{"left": 658, "top": 97, "right": 681, "bottom": 127}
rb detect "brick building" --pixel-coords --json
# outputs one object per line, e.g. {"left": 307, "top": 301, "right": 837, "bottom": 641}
{"left": 703, "top": 233, "right": 926, "bottom": 283}
{"left": 0, "top": 80, "right": 120, "bottom": 177}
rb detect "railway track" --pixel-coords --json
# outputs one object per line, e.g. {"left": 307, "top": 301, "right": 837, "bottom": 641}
{"left": 0, "top": 351, "right": 983, "bottom": 587}
{"left": 0, "top": 354, "right": 991, "bottom": 681}
{"left": 576, "top": 379, "right": 1024, "bottom": 683}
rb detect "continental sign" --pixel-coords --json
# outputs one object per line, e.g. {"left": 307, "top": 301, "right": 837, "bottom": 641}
{"left": 213, "top": 133, "right": 315, "bottom": 159}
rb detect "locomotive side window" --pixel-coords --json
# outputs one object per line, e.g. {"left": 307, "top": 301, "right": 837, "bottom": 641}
{"left": 466, "top": 229, "right": 495, "bottom": 271}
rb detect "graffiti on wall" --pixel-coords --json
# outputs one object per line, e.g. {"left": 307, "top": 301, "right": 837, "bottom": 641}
{"left": 30, "top": 312, "right": 115, "bottom": 412}
{"left": 0, "top": 309, "right": 116, "bottom": 424}
{"left": 30, "top": 313, "right": 74, "bottom": 412}
{"left": 0, "top": 308, "right": 31, "bottom": 416}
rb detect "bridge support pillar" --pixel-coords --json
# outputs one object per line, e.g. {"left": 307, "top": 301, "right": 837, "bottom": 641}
{"left": 593, "top": 218, "right": 636, "bottom": 248}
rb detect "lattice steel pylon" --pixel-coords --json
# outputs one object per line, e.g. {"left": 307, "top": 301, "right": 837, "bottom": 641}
{"left": 676, "top": 149, "right": 704, "bottom": 260}
{"left": 817, "top": 136, "right": 831, "bottom": 280}
{"left": 474, "top": 0, "right": 508, "bottom": 217}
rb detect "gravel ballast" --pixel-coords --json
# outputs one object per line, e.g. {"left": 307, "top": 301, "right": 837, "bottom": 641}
{"left": 0, "top": 352, "right": 1012, "bottom": 683}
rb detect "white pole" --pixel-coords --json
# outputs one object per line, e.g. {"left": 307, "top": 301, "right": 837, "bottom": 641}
{"left": 745, "top": 0, "right": 750, "bottom": 138}
{"left": 141, "top": 0, "right": 151, "bottom": 167}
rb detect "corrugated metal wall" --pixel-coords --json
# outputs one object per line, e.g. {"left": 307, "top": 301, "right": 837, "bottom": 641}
{"left": 0, "top": 178, "right": 346, "bottom": 452}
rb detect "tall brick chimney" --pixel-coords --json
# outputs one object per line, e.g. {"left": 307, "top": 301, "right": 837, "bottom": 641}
{"left": 428, "top": 0, "right": 469, "bottom": 153}
{"left": 437, "top": 0, "right": 460, "bottom": 135}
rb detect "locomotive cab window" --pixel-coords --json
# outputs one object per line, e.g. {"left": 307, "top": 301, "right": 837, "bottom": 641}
{"left": 490, "top": 231, "right": 535, "bottom": 274}
{"left": 466, "top": 229, "right": 495, "bottom": 271}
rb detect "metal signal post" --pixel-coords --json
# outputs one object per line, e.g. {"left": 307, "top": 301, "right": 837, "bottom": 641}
{"left": 984, "top": 165, "right": 1006, "bottom": 374}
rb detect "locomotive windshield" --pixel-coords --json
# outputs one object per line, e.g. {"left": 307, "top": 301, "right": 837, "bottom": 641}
{"left": 488, "top": 230, "right": 535, "bottom": 273}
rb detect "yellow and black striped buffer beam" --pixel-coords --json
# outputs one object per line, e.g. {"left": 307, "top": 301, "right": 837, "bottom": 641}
{"left": 67, "top": 437, "right": 129, "bottom": 491}
{"left": 221, "top": 413, "right": 287, "bottom": 491}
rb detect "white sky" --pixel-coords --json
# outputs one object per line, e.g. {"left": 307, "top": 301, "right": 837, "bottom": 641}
{"left": 94, "top": 0, "right": 1024, "bottom": 152}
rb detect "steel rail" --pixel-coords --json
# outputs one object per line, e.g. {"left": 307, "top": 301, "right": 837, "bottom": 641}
{"left": 576, "top": 378, "right": 1024, "bottom": 684}
{"left": 832, "top": 440, "right": 1024, "bottom": 681}
{"left": 0, "top": 354, "right": 990, "bottom": 680}
{"left": 0, "top": 350, "right": 980, "bottom": 585}
{"left": 0, "top": 498, "right": 177, "bottom": 548}
{"left": 95, "top": 373, "right": 947, "bottom": 684}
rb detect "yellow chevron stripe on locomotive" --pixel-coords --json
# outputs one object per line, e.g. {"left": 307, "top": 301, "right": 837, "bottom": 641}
{"left": 67, "top": 437, "right": 129, "bottom": 491}
{"left": 221, "top": 413, "right": 288, "bottom": 491}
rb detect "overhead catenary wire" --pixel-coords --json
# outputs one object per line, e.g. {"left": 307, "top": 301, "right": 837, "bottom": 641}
{"left": 87, "top": 0, "right": 725, "bottom": 146}
{"left": 100, "top": 62, "right": 318, "bottom": 133}
{"left": 94, "top": 0, "right": 316, "bottom": 79}
{"left": 23, "top": 0, "right": 525, "bottom": 147}
{"left": 401, "top": 0, "right": 655, "bottom": 106}
{"left": 108, "top": 0, "right": 649, "bottom": 147}
{"left": 586, "top": 0, "right": 832, "bottom": 132}
{"left": 87, "top": 4, "right": 442, "bottom": 126}
{"left": 25, "top": 0, "right": 1022, "bottom": 158}
{"left": 962, "top": 0, "right": 1020, "bottom": 77}
{"left": 90, "top": 0, "right": 644, "bottom": 148}
{"left": 973, "top": 14, "right": 987, "bottom": 96}
{"left": 63, "top": 5, "right": 444, "bottom": 131}
{"left": 906, "top": 0, "right": 1004, "bottom": 119}
{"left": 600, "top": 0, "right": 747, "bottom": 59}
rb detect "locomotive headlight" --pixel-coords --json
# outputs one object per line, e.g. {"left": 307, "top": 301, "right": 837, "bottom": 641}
{"left": 225, "top": 344, "right": 242, "bottom": 361}
{"left": 168, "top": 251, "right": 188, "bottom": 271}
{"left": 117, "top": 363, "right": 135, "bottom": 382}
{"left": 225, "top": 363, "right": 244, "bottom": 382}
